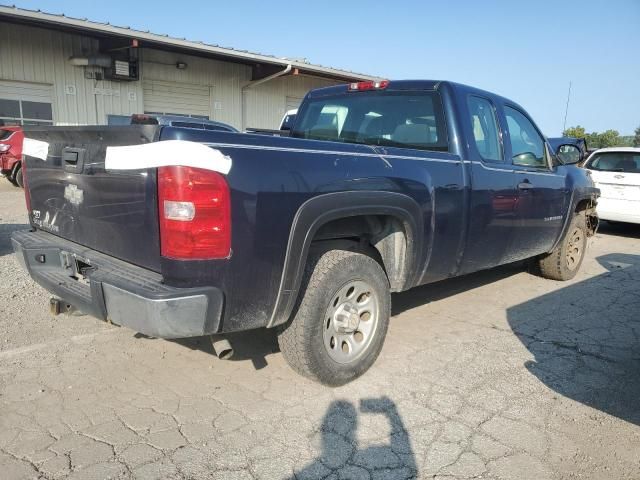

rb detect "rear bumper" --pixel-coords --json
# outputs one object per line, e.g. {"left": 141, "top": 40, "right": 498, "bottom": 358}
{"left": 11, "top": 229, "right": 224, "bottom": 338}
{"left": 597, "top": 198, "right": 640, "bottom": 224}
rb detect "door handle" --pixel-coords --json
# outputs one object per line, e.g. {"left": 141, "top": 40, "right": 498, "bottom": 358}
{"left": 62, "top": 147, "right": 85, "bottom": 173}
{"left": 518, "top": 181, "right": 533, "bottom": 190}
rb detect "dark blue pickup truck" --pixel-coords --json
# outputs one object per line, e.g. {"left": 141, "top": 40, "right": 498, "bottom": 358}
{"left": 13, "top": 80, "right": 598, "bottom": 385}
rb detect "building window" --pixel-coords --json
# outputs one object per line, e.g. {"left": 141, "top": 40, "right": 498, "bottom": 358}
{"left": 0, "top": 98, "right": 53, "bottom": 126}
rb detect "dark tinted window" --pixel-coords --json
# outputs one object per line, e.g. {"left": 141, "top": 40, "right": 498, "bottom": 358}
{"left": 504, "top": 106, "right": 546, "bottom": 168}
{"left": 21, "top": 101, "right": 53, "bottom": 120}
{"left": 0, "top": 99, "right": 20, "bottom": 118}
{"left": 0, "top": 98, "right": 53, "bottom": 126}
{"left": 587, "top": 152, "right": 640, "bottom": 173}
{"left": 292, "top": 91, "right": 448, "bottom": 152}
{"left": 467, "top": 96, "right": 502, "bottom": 162}
{"left": 204, "top": 124, "right": 232, "bottom": 132}
{"left": 22, "top": 120, "right": 54, "bottom": 126}
{"left": 172, "top": 121, "right": 205, "bottom": 129}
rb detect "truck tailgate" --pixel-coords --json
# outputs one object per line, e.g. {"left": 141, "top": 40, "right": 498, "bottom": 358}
{"left": 23, "top": 125, "right": 162, "bottom": 272}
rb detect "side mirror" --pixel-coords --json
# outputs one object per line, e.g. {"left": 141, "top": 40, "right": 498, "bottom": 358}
{"left": 280, "top": 113, "right": 296, "bottom": 131}
{"left": 556, "top": 144, "right": 581, "bottom": 165}
{"left": 513, "top": 151, "right": 542, "bottom": 166}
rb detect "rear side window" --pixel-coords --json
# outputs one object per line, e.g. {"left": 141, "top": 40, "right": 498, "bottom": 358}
{"left": 292, "top": 91, "right": 448, "bottom": 152}
{"left": 587, "top": 152, "right": 640, "bottom": 173}
{"left": 467, "top": 96, "right": 502, "bottom": 162}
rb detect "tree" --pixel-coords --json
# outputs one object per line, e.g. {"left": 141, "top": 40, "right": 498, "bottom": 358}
{"left": 562, "top": 125, "right": 630, "bottom": 148}
{"left": 634, "top": 125, "right": 640, "bottom": 148}
{"left": 585, "top": 131, "right": 600, "bottom": 147}
{"left": 563, "top": 126, "right": 586, "bottom": 138}
{"left": 594, "top": 129, "right": 620, "bottom": 148}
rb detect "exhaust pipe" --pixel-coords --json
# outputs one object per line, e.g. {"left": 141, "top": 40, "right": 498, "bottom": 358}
{"left": 210, "top": 335, "right": 234, "bottom": 359}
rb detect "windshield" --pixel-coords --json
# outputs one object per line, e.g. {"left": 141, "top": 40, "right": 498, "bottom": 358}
{"left": 291, "top": 91, "right": 448, "bottom": 152}
{"left": 587, "top": 152, "right": 640, "bottom": 173}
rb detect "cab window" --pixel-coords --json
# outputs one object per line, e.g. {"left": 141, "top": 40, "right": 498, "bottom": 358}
{"left": 467, "top": 96, "right": 502, "bottom": 162}
{"left": 292, "top": 91, "right": 448, "bottom": 152}
{"left": 504, "top": 106, "right": 547, "bottom": 168}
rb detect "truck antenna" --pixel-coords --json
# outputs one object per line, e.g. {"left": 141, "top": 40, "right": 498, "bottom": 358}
{"left": 562, "top": 81, "right": 572, "bottom": 134}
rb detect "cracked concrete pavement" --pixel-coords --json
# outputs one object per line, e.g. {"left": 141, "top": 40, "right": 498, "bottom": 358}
{"left": 0, "top": 181, "right": 638, "bottom": 479}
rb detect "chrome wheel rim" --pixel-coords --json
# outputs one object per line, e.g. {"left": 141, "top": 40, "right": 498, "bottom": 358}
{"left": 566, "top": 227, "right": 583, "bottom": 271}
{"left": 323, "top": 280, "right": 379, "bottom": 364}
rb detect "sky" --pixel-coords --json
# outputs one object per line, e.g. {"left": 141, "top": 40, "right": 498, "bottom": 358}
{"left": 10, "top": 0, "right": 640, "bottom": 136}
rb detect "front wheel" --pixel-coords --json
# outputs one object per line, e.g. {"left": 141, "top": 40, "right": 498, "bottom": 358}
{"left": 537, "top": 213, "right": 587, "bottom": 281}
{"left": 277, "top": 248, "right": 391, "bottom": 386}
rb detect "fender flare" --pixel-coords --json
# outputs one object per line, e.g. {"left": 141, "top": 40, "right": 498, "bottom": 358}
{"left": 267, "top": 191, "right": 424, "bottom": 328}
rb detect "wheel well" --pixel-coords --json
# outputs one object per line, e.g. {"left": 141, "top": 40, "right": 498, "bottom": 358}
{"left": 575, "top": 198, "right": 592, "bottom": 213}
{"left": 312, "top": 215, "right": 409, "bottom": 291}
{"left": 574, "top": 198, "right": 598, "bottom": 235}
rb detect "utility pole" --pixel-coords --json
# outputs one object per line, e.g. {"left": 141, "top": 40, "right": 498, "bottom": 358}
{"left": 562, "top": 81, "right": 572, "bottom": 134}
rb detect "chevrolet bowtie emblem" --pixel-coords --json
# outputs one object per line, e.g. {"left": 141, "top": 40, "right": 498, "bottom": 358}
{"left": 64, "top": 184, "right": 84, "bottom": 206}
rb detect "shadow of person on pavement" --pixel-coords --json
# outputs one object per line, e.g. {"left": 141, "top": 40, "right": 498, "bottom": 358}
{"left": 507, "top": 253, "right": 640, "bottom": 425}
{"left": 293, "top": 396, "right": 417, "bottom": 479}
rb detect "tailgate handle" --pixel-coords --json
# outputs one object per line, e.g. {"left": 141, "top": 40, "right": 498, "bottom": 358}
{"left": 62, "top": 147, "right": 85, "bottom": 173}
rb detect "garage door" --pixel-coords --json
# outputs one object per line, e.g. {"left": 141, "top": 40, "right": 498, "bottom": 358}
{"left": 143, "top": 80, "right": 211, "bottom": 119}
{"left": 0, "top": 80, "right": 53, "bottom": 125}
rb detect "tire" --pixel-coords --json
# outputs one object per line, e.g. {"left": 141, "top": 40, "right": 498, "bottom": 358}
{"left": 13, "top": 166, "right": 23, "bottom": 188}
{"left": 277, "top": 248, "right": 391, "bottom": 386}
{"left": 537, "top": 213, "right": 587, "bottom": 281}
{"left": 7, "top": 171, "right": 19, "bottom": 187}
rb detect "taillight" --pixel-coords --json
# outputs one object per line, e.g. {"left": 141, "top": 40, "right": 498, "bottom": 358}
{"left": 130, "top": 114, "right": 159, "bottom": 125}
{"left": 157, "top": 166, "right": 231, "bottom": 260}
{"left": 348, "top": 80, "right": 390, "bottom": 91}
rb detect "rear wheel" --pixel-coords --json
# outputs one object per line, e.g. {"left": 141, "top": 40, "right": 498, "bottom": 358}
{"left": 277, "top": 248, "right": 391, "bottom": 386}
{"left": 537, "top": 213, "right": 587, "bottom": 281}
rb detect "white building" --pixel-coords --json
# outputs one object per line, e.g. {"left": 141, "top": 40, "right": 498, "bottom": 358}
{"left": 0, "top": 5, "right": 376, "bottom": 130}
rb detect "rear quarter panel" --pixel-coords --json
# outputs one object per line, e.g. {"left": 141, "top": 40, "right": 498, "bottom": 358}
{"left": 159, "top": 128, "right": 466, "bottom": 332}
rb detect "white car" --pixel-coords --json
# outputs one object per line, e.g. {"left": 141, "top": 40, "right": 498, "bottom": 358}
{"left": 583, "top": 147, "right": 640, "bottom": 224}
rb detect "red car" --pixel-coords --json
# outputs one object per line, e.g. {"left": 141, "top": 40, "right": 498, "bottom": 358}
{"left": 0, "top": 126, "right": 24, "bottom": 187}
